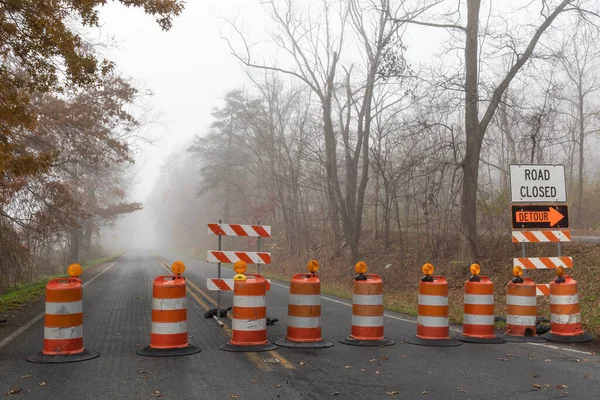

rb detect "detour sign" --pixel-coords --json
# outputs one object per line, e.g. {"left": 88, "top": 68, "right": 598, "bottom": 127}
{"left": 512, "top": 204, "right": 568, "bottom": 229}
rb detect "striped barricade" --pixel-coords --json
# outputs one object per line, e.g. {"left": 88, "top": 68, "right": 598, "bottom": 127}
{"left": 207, "top": 251, "right": 271, "bottom": 265}
{"left": 512, "top": 230, "right": 570, "bottom": 242}
{"left": 513, "top": 257, "right": 572, "bottom": 269}
{"left": 208, "top": 223, "right": 271, "bottom": 237}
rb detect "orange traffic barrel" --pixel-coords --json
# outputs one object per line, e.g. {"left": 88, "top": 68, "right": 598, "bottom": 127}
{"left": 28, "top": 264, "right": 99, "bottom": 363}
{"left": 458, "top": 264, "right": 504, "bottom": 344}
{"left": 406, "top": 263, "right": 461, "bottom": 347}
{"left": 543, "top": 268, "right": 593, "bottom": 343}
{"left": 340, "top": 262, "right": 394, "bottom": 347}
{"left": 138, "top": 261, "right": 201, "bottom": 357}
{"left": 276, "top": 260, "right": 333, "bottom": 349}
{"left": 221, "top": 261, "right": 277, "bottom": 352}
{"left": 504, "top": 266, "right": 542, "bottom": 342}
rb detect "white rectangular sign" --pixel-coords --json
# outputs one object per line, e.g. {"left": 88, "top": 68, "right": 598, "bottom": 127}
{"left": 509, "top": 164, "right": 566, "bottom": 203}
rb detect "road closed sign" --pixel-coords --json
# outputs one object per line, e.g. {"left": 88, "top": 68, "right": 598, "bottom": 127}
{"left": 509, "top": 164, "right": 566, "bottom": 203}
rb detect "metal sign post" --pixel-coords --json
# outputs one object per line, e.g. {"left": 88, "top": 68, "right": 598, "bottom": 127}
{"left": 214, "top": 219, "right": 223, "bottom": 327}
{"left": 257, "top": 220, "right": 261, "bottom": 276}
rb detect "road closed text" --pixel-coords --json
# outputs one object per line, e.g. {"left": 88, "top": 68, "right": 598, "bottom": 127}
{"left": 510, "top": 165, "right": 566, "bottom": 203}
{"left": 520, "top": 185, "right": 557, "bottom": 198}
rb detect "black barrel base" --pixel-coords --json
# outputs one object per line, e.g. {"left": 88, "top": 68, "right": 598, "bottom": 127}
{"left": 220, "top": 342, "right": 278, "bottom": 352}
{"left": 27, "top": 350, "right": 99, "bottom": 364}
{"left": 136, "top": 345, "right": 201, "bottom": 357}
{"left": 339, "top": 337, "right": 395, "bottom": 347}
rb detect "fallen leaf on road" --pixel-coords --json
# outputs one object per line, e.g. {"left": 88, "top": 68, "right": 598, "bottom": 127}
{"left": 344, "top": 366, "right": 352, "bottom": 369}
{"left": 331, "top": 392, "right": 340, "bottom": 396}
{"left": 38, "top": 382, "right": 46, "bottom": 386}
{"left": 532, "top": 374, "right": 540, "bottom": 378}
{"left": 275, "top": 384, "right": 281, "bottom": 388}
{"left": 544, "top": 359, "right": 551, "bottom": 362}
{"left": 6, "top": 388, "right": 21, "bottom": 395}
{"left": 459, "top": 388, "right": 468, "bottom": 393}
{"left": 370, "top": 359, "right": 378, "bottom": 362}
{"left": 298, "top": 362, "right": 305, "bottom": 366}
{"left": 376, "top": 371, "right": 380, "bottom": 374}
{"left": 229, "top": 395, "right": 239, "bottom": 399}
{"left": 556, "top": 385, "right": 568, "bottom": 389}
{"left": 251, "top": 380, "right": 257, "bottom": 384}
{"left": 386, "top": 391, "right": 399, "bottom": 395}
{"left": 379, "top": 356, "right": 389, "bottom": 360}
{"left": 401, "top": 355, "right": 406, "bottom": 358}
{"left": 20, "top": 375, "right": 32, "bottom": 379}
{"left": 507, "top": 354, "right": 514, "bottom": 357}
{"left": 138, "top": 370, "right": 149, "bottom": 374}
{"left": 532, "top": 384, "right": 541, "bottom": 389}
{"left": 527, "top": 355, "right": 534, "bottom": 360}
{"left": 497, "top": 358, "right": 507, "bottom": 361}
{"left": 584, "top": 374, "right": 590, "bottom": 378}
{"left": 151, "top": 390, "right": 162, "bottom": 397}
{"left": 360, "top": 369, "right": 367, "bottom": 372}
{"left": 421, "top": 391, "right": 427, "bottom": 394}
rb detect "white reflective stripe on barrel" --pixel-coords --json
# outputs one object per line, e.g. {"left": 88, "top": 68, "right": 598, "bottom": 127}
{"left": 549, "top": 294, "right": 579, "bottom": 305}
{"left": 506, "top": 295, "right": 536, "bottom": 306}
{"left": 352, "top": 294, "right": 383, "bottom": 305}
{"left": 233, "top": 295, "right": 266, "bottom": 307}
{"left": 464, "top": 294, "right": 494, "bottom": 304}
{"left": 151, "top": 321, "right": 188, "bottom": 334}
{"left": 44, "top": 326, "right": 84, "bottom": 339}
{"left": 352, "top": 315, "right": 383, "bottom": 327}
{"left": 463, "top": 314, "right": 495, "bottom": 325}
{"left": 287, "top": 316, "right": 321, "bottom": 328}
{"left": 551, "top": 313, "right": 581, "bottom": 324}
{"left": 231, "top": 318, "right": 267, "bottom": 331}
{"left": 417, "top": 316, "right": 448, "bottom": 327}
{"left": 418, "top": 294, "right": 448, "bottom": 306}
{"left": 506, "top": 315, "right": 536, "bottom": 326}
{"left": 289, "top": 294, "right": 320, "bottom": 306}
{"left": 45, "top": 301, "right": 82, "bottom": 315}
{"left": 152, "top": 297, "right": 186, "bottom": 310}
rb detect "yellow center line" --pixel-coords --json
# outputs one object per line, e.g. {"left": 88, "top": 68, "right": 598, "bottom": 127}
{"left": 154, "top": 257, "right": 284, "bottom": 371}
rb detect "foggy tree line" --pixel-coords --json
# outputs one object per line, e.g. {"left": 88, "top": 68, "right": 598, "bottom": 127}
{"left": 149, "top": 0, "right": 600, "bottom": 264}
{"left": 0, "top": 1, "right": 183, "bottom": 291}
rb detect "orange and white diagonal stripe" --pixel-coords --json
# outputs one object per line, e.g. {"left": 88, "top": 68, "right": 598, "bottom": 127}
{"left": 513, "top": 257, "right": 573, "bottom": 269}
{"left": 536, "top": 284, "right": 550, "bottom": 296}
{"left": 207, "top": 251, "right": 271, "bottom": 264}
{"left": 512, "top": 230, "right": 570, "bottom": 242}
{"left": 207, "top": 223, "right": 271, "bottom": 237}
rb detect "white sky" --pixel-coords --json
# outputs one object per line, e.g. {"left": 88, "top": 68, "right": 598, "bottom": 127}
{"left": 98, "top": 1, "right": 270, "bottom": 201}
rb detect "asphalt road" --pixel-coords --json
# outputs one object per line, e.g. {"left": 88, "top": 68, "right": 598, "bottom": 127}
{"left": 0, "top": 251, "right": 598, "bottom": 399}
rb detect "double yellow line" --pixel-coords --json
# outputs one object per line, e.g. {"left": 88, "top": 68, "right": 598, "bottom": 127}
{"left": 155, "top": 257, "right": 294, "bottom": 370}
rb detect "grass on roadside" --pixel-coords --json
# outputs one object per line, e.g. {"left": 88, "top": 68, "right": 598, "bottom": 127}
{"left": 0, "top": 253, "right": 123, "bottom": 314}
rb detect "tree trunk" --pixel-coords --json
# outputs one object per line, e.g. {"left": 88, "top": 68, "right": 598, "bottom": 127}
{"left": 460, "top": 0, "right": 482, "bottom": 262}
{"left": 576, "top": 91, "right": 585, "bottom": 227}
